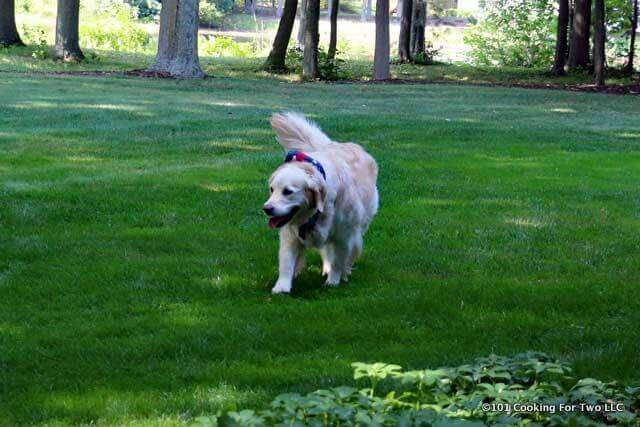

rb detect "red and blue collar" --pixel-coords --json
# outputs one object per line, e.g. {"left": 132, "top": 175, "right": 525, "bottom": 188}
{"left": 285, "top": 150, "right": 326, "bottom": 180}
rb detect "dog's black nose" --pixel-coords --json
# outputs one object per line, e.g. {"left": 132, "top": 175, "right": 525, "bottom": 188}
{"left": 263, "top": 205, "right": 275, "bottom": 216}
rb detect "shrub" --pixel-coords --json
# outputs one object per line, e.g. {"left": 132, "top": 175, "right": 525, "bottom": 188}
{"left": 464, "top": 0, "right": 556, "bottom": 67}
{"left": 199, "top": 2, "right": 225, "bottom": 28}
{"left": 80, "top": 0, "right": 151, "bottom": 52}
{"left": 286, "top": 47, "right": 346, "bottom": 80}
{"left": 195, "top": 352, "right": 640, "bottom": 426}
{"left": 128, "top": 0, "right": 161, "bottom": 20}
{"left": 199, "top": 35, "right": 254, "bottom": 58}
{"left": 21, "top": 24, "right": 50, "bottom": 59}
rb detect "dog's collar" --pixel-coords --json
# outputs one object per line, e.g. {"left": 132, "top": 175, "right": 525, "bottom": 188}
{"left": 284, "top": 150, "right": 326, "bottom": 180}
{"left": 298, "top": 210, "right": 320, "bottom": 240}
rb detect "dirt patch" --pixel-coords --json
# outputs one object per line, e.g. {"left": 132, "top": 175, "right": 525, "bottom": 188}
{"left": 353, "top": 78, "right": 640, "bottom": 95}
{"left": 124, "top": 69, "right": 176, "bottom": 79}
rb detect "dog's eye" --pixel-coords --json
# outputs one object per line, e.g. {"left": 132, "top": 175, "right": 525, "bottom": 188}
{"left": 282, "top": 188, "right": 293, "bottom": 196}
{"left": 270, "top": 187, "right": 274, "bottom": 193}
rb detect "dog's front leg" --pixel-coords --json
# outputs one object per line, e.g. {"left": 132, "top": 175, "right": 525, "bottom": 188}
{"left": 272, "top": 228, "right": 303, "bottom": 294}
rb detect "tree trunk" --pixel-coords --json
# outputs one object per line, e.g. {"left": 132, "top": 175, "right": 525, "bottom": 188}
{"left": 569, "top": 0, "right": 591, "bottom": 69}
{"left": 373, "top": 0, "right": 390, "bottom": 80}
{"left": 593, "top": 0, "right": 606, "bottom": 86}
{"left": 0, "top": 0, "right": 23, "bottom": 46}
{"left": 409, "top": 0, "right": 425, "bottom": 58}
{"left": 361, "top": 0, "right": 371, "bottom": 21}
{"left": 625, "top": 0, "right": 637, "bottom": 73}
{"left": 55, "top": 0, "right": 84, "bottom": 61}
{"left": 398, "top": 0, "right": 412, "bottom": 61}
{"left": 302, "top": 0, "right": 319, "bottom": 79}
{"left": 328, "top": 0, "right": 339, "bottom": 59}
{"left": 244, "top": 0, "right": 256, "bottom": 14}
{"left": 552, "top": 0, "right": 569, "bottom": 74}
{"left": 297, "top": 0, "right": 306, "bottom": 46}
{"left": 264, "top": 0, "right": 299, "bottom": 70}
{"left": 149, "top": 0, "right": 204, "bottom": 78}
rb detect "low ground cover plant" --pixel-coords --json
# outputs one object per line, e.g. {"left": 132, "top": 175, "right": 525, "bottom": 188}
{"left": 198, "top": 353, "right": 640, "bottom": 426}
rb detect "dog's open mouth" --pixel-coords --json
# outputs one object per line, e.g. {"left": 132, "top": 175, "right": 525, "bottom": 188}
{"left": 268, "top": 206, "right": 299, "bottom": 229}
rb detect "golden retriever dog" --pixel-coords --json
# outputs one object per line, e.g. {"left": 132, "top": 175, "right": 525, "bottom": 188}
{"left": 263, "top": 112, "right": 379, "bottom": 294}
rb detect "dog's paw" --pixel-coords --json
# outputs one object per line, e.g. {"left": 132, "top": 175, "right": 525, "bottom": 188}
{"left": 324, "top": 276, "right": 341, "bottom": 287}
{"left": 271, "top": 279, "right": 292, "bottom": 294}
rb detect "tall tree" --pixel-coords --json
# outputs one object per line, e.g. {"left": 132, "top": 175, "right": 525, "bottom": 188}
{"left": 361, "top": 0, "right": 372, "bottom": 21}
{"left": 409, "top": 0, "right": 425, "bottom": 58}
{"left": 398, "top": 0, "right": 412, "bottom": 61}
{"left": 264, "top": 0, "right": 299, "bottom": 71}
{"left": 244, "top": 0, "right": 256, "bottom": 14}
{"left": 328, "top": 0, "right": 339, "bottom": 59}
{"left": 302, "top": 0, "right": 319, "bottom": 79}
{"left": 624, "top": 0, "right": 638, "bottom": 73}
{"left": 297, "top": 0, "right": 307, "bottom": 46}
{"left": 55, "top": 0, "right": 84, "bottom": 61}
{"left": 593, "top": 0, "right": 606, "bottom": 85}
{"left": 148, "top": 0, "right": 204, "bottom": 78}
{"left": 373, "top": 0, "right": 390, "bottom": 80}
{"left": 0, "top": 0, "right": 23, "bottom": 46}
{"left": 569, "top": 0, "right": 591, "bottom": 69}
{"left": 552, "top": 0, "right": 570, "bottom": 74}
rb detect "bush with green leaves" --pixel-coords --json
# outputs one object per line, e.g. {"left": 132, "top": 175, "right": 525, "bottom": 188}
{"left": 80, "top": 0, "right": 151, "bottom": 52}
{"left": 20, "top": 24, "right": 50, "bottom": 59}
{"left": 199, "top": 35, "right": 255, "bottom": 58}
{"left": 464, "top": 0, "right": 556, "bottom": 67}
{"left": 195, "top": 352, "right": 640, "bottom": 426}
{"left": 128, "top": 0, "right": 161, "bottom": 20}
{"left": 285, "top": 47, "right": 346, "bottom": 80}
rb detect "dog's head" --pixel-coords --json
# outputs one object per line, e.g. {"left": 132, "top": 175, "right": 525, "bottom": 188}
{"left": 263, "top": 162, "right": 326, "bottom": 229}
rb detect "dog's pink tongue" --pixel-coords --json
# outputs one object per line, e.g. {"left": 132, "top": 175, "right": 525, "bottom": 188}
{"left": 268, "top": 217, "right": 279, "bottom": 228}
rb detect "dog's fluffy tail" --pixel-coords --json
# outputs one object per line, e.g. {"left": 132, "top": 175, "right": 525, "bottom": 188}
{"left": 270, "top": 112, "right": 333, "bottom": 152}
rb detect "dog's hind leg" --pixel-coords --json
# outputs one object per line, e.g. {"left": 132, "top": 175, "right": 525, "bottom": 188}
{"left": 320, "top": 245, "right": 333, "bottom": 276}
{"left": 343, "top": 231, "right": 363, "bottom": 281}
{"left": 294, "top": 253, "right": 306, "bottom": 277}
{"left": 324, "top": 242, "right": 346, "bottom": 286}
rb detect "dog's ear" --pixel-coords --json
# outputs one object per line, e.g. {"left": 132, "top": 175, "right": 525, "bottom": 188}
{"left": 307, "top": 174, "right": 326, "bottom": 213}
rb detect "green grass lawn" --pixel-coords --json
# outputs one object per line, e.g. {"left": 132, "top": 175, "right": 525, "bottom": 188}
{"left": 1, "top": 72, "right": 640, "bottom": 426}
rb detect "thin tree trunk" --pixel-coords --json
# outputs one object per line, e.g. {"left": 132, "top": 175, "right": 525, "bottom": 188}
{"left": 297, "top": 0, "right": 306, "bottom": 46}
{"left": 625, "top": 0, "right": 638, "bottom": 73}
{"left": 328, "top": 0, "right": 339, "bottom": 59}
{"left": 0, "top": 0, "right": 23, "bottom": 46}
{"left": 569, "top": 0, "right": 591, "bottom": 69}
{"left": 244, "top": 0, "right": 256, "bottom": 14}
{"left": 373, "top": 0, "right": 390, "bottom": 80}
{"left": 264, "top": 0, "right": 299, "bottom": 70}
{"left": 361, "top": 0, "right": 371, "bottom": 21}
{"left": 409, "top": 0, "right": 425, "bottom": 58}
{"left": 55, "top": 0, "right": 84, "bottom": 61}
{"left": 593, "top": 0, "right": 606, "bottom": 86}
{"left": 149, "top": 0, "right": 204, "bottom": 78}
{"left": 553, "top": 0, "right": 569, "bottom": 74}
{"left": 277, "top": 0, "right": 285, "bottom": 16}
{"left": 302, "top": 0, "right": 319, "bottom": 79}
{"left": 398, "top": 0, "right": 412, "bottom": 61}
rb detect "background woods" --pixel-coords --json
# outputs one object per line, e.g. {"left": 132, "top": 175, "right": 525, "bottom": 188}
{"left": 0, "top": 0, "right": 637, "bottom": 83}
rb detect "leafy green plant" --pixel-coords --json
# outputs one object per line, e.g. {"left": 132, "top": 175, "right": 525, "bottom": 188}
{"left": 80, "top": 0, "right": 151, "bottom": 52}
{"left": 198, "top": 353, "right": 640, "bottom": 426}
{"left": 199, "top": 2, "right": 224, "bottom": 28}
{"left": 464, "top": 0, "right": 556, "bottom": 67}
{"left": 21, "top": 24, "right": 50, "bottom": 59}
{"left": 285, "top": 47, "right": 346, "bottom": 80}
{"left": 199, "top": 35, "right": 254, "bottom": 58}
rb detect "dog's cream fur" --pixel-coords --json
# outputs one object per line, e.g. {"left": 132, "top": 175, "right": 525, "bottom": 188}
{"left": 263, "top": 113, "right": 379, "bottom": 294}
